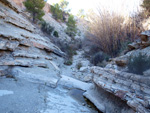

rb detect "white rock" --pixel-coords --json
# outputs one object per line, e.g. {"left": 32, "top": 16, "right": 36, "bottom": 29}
{"left": 79, "top": 67, "right": 88, "bottom": 72}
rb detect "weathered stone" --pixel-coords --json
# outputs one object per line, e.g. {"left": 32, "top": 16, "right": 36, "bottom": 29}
{"left": 0, "top": 0, "right": 21, "bottom": 13}
{"left": 5, "top": 16, "right": 34, "bottom": 32}
{"left": 115, "top": 59, "right": 127, "bottom": 67}
{"left": 83, "top": 75, "right": 92, "bottom": 82}
{"left": 143, "top": 69, "right": 150, "bottom": 77}
{"left": 128, "top": 42, "right": 139, "bottom": 50}
{"left": 141, "top": 41, "right": 150, "bottom": 48}
{"left": 0, "top": 11, "right": 5, "bottom": 18}
{"left": 79, "top": 67, "right": 88, "bottom": 72}
{"left": 141, "top": 30, "right": 150, "bottom": 41}
{"left": 0, "top": 39, "right": 19, "bottom": 51}
{"left": 13, "top": 52, "right": 40, "bottom": 59}
{"left": 140, "top": 35, "right": 149, "bottom": 42}
{"left": 89, "top": 67, "right": 150, "bottom": 113}
{"left": 0, "top": 0, "right": 65, "bottom": 88}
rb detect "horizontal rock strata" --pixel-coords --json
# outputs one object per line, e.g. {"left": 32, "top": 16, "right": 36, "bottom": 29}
{"left": 0, "top": 0, "right": 65, "bottom": 87}
{"left": 85, "top": 67, "right": 150, "bottom": 113}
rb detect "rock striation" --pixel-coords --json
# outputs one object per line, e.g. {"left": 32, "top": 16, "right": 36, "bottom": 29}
{"left": 93, "top": 67, "right": 149, "bottom": 112}
{"left": 0, "top": 0, "right": 65, "bottom": 87}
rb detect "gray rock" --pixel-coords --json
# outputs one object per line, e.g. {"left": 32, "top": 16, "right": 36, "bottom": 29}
{"left": 79, "top": 67, "right": 88, "bottom": 72}
{"left": 143, "top": 69, "right": 150, "bottom": 77}
{"left": 89, "top": 66, "right": 150, "bottom": 113}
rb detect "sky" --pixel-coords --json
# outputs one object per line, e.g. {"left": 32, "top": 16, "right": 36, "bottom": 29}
{"left": 47, "top": 0, "right": 142, "bottom": 16}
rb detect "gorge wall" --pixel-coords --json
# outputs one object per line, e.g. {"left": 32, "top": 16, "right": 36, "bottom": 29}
{"left": 1, "top": 0, "right": 150, "bottom": 113}
{"left": 0, "top": 0, "right": 65, "bottom": 87}
{"left": 84, "top": 32, "right": 150, "bottom": 113}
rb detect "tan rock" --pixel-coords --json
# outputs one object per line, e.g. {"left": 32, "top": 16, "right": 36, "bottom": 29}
{"left": 140, "top": 35, "right": 148, "bottom": 42}
{"left": 128, "top": 42, "right": 139, "bottom": 50}
{"left": 141, "top": 30, "right": 150, "bottom": 42}
{"left": 141, "top": 41, "right": 150, "bottom": 48}
{"left": 0, "top": 0, "right": 21, "bottom": 13}
{"left": 115, "top": 59, "right": 127, "bottom": 67}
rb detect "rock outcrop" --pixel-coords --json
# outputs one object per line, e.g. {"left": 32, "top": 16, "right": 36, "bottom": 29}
{"left": 84, "top": 67, "right": 150, "bottom": 113}
{"left": 83, "top": 31, "right": 150, "bottom": 113}
{"left": 0, "top": 0, "right": 65, "bottom": 87}
{"left": 109, "top": 30, "right": 150, "bottom": 68}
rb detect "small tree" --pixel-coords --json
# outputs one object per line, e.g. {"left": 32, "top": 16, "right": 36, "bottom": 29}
{"left": 65, "top": 15, "right": 77, "bottom": 38}
{"left": 51, "top": 3, "right": 63, "bottom": 20}
{"left": 24, "top": 0, "right": 45, "bottom": 23}
{"left": 59, "top": 0, "right": 69, "bottom": 12}
{"left": 127, "top": 53, "right": 150, "bottom": 75}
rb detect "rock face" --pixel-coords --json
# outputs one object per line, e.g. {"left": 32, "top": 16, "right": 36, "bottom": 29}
{"left": 12, "top": 0, "right": 25, "bottom": 9}
{"left": 84, "top": 66, "right": 150, "bottom": 113}
{"left": 110, "top": 30, "right": 150, "bottom": 68}
{"left": 0, "top": 0, "right": 65, "bottom": 87}
{"left": 83, "top": 30, "right": 150, "bottom": 113}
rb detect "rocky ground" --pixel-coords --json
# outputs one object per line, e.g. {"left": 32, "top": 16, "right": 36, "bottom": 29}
{"left": 0, "top": 0, "right": 150, "bottom": 113}
{"left": 0, "top": 76, "right": 98, "bottom": 113}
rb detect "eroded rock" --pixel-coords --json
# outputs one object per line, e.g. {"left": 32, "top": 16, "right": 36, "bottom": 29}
{"left": 87, "top": 67, "right": 150, "bottom": 113}
{"left": 0, "top": 0, "right": 65, "bottom": 87}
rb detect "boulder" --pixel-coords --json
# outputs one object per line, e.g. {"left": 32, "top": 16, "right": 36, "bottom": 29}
{"left": 143, "top": 69, "right": 150, "bottom": 77}
{"left": 140, "top": 35, "right": 149, "bottom": 42}
{"left": 128, "top": 42, "right": 139, "bottom": 50}
{"left": 115, "top": 59, "right": 127, "bottom": 67}
{"left": 141, "top": 30, "right": 150, "bottom": 42}
{"left": 83, "top": 75, "right": 92, "bottom": 82}
{"left": 79, "top": 67, "right": 88, "bottom": 72}
{"left": 87, "top": 66, "right": 150, "bottom": 113}
{"left": 141, "top": 41, "right": 150, "bottom": 48}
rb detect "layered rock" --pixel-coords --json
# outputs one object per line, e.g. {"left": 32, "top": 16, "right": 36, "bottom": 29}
{"left": 83, "top": 30, "right": 150, "bottom": 113}
{"left": 0, "top": 0, "right": 65, "bottom": 87}
{"left": 12, "top": 0, "right": 25, "bottom": 9}
{"left": 109, "top": 30, "right": 150, "bottom": 68}
{"left": 84, "top": 67, "right": 150, "bottom": 113}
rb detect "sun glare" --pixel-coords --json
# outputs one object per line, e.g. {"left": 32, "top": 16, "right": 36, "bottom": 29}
{"left": 47, "top": 0, "right": 142, "bottom": 15}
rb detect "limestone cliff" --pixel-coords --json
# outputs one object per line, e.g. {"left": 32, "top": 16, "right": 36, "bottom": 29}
{"left": 0, "top": 0, "right": 65, "bottom": 87}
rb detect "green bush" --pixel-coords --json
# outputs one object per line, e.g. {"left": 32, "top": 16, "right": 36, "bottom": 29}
{"left": 24, "top": 0, "right": 45, "bottom": 23}
{"left": 51, "top": 3, "right": 63, "bottom": 21}
{"left": 53, "top": 31, "right": 59, "bottom": 37}
{"left": 91, "top": 52, "right": 110, "bottom": 66}
{"left": 76, "top": 62, "right": 82, "bottom": 70}
{"left": 65, "top": 15, "right": 77, "bottom": 38}
{"left": 127, "top": 53, "right": 150, "bottom": 75}
{"left": 41, "top": 21, "right": 54, "bottom": 35}
{"left": 64, "top": 60, "right": 72, "bottom": 66}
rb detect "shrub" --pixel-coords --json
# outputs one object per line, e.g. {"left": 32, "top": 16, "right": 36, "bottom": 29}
{"left": 76, "top": 62, "right": 82, "bottom": 70}
{"left": 51, "top": 3, "right": 63, "bottom": 21}
{"left": 53, "top": 31, "right": 59, "bottom": 37}
{"left": 55, "top": 41, "right": 77, "bottom": 66}
{"left": 87, "top": 8, "right": 142, "bottom": 57}
{"left": 65, "top": 15, "right": 77, "bottom": 38}
{"left": 64, "top": 60, "right": 72, "bottom": 66}
{"left": 91, "top": 52, "right": 110, "bottom": 66}
{"left": 24, "top": 0, "right": 45, "bottom": 23}
{"left": 127, "top": 53, "right": 150, "bottom": 75}
{"left": 41, "top": 21, "right": 54, "bottom": 35}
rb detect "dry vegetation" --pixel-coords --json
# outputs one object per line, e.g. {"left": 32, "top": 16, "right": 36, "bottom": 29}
{"left": 86, "top": 8, "right": 143, "bottom": 57}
